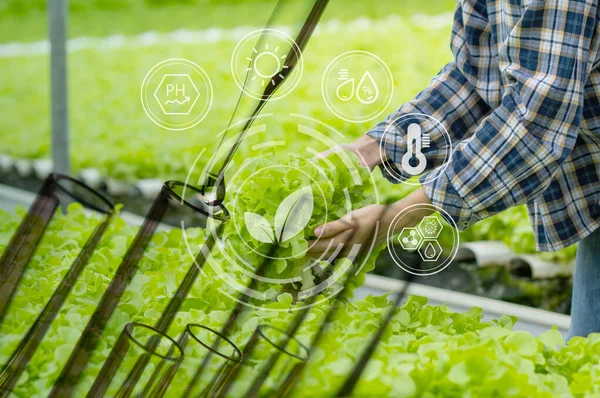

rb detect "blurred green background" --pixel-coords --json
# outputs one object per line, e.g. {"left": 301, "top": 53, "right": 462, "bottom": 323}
{"left": 0, "top": 0, "right": 455, "bottom": 176}
{"left": 0, "top": 0, "right": 455, "bottom": 41}
{"left": 0, "top": 0, "right": 576, "bottom": 263}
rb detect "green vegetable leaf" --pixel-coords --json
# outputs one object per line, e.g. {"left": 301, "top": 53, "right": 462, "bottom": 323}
{"left": 274, "top": 185, "right": 313, "bottom": 243}
{"left": 244, "top": 212, "right": 275, "bottom": 244}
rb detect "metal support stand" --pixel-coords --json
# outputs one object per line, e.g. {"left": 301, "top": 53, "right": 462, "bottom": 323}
{"left": 48, "top": 0, "right": 70, "bottom": 176}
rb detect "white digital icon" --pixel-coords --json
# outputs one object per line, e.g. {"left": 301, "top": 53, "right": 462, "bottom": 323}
{"left": 335, "top": 69, "right": 379, "bottom": 104}
{"left": 154, "top": 74, "right": 200, "bottom": 115}
{"left": 336, "top": 69, "right": 353, "bottom": 101}
{"left": 397, "top": 218, "right": 444, "bottom": 262}
{"left": 244, "top": 186, "right": 313, "bottom": 244}
{"left": 246, "top": 42, "right": 288, "bottom": 87}
{"left": 141, "top": 58, "right": 213, "bottom": 131}
{"left": 387, "top": 205, "right": 459, "bottom": 276}
{"left": 401, "top": 123, "right": 430, "bottom": 176}
{"left": 398, "top": 227, "right": 422, "bottom": 250}
{"left": 418, "top": 239, "right": 443, "bottom": 262}
{"left": 416, "top": 216, "right": 444, "bottom": 262}
{"left": 231, "top": 29, "right": 302, "bottom": 101}
{"left": 379, "top": 113, "right": 451, "bottom": 185}
{"left": 322, "top": 50, "right": 393, "bottom": 123}
{"left": 356, "top": 71, "right": 378, "bottom": 104}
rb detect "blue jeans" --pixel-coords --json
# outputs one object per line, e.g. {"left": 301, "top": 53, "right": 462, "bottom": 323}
{"left": 568, "top": 227, "right": 600, "bottom": 339}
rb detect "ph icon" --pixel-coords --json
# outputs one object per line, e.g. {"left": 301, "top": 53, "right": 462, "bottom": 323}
{"left": 154, "top": 74, "right": 200, "bottom": 115}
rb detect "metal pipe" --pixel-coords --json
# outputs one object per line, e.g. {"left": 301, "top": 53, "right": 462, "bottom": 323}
{"left": 47, "top": 0, "right": 70, "bottom": 176}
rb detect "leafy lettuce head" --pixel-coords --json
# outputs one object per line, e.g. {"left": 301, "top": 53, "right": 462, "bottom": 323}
{"left": 222, "top": 152, "right": 376, "bottom": 287}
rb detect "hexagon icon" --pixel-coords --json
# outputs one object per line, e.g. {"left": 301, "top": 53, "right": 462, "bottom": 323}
{"left": 397, "top": 227, "right": 423, "bottom": 251}
{"left": 417, "top": 215, "right": 443, "bottom": 239}
{"left": 154, "top": 74, "right": 200, "bottom": 115}
{"left": 418, "top": 239, "right": 443, "bottom": 262}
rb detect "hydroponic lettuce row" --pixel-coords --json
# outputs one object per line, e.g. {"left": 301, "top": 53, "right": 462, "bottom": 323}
{"left": 0, "top": 206, "right": 599, "bottom": 396}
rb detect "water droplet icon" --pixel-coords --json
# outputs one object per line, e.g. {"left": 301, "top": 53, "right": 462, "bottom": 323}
{"left": 356, "top": 71, "right": 379, "bottom": 105}
{"left": 424, "top": 242, "right": 436, "bottom": 259}
{"left": 336, "top": 78, "right": 355, "bottom": 101}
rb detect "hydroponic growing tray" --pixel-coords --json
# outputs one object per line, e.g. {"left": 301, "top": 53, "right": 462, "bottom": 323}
{"left": 0, "top": 182, "right": 570, "bottom": 339}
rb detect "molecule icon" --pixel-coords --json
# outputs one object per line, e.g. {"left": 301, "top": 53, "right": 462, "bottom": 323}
{"left": 398, "top": 227, "right": 423, "bottom": 250}
{"left": 387, "top": 203, "right": 460, "bottom": 276}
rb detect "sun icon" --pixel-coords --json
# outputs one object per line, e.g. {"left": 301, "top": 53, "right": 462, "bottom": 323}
{"left": 246, "top": 43, "right": 288, "bottom": 87}
{"left": 232, "top": 28, "right": 303, "bottom": 100}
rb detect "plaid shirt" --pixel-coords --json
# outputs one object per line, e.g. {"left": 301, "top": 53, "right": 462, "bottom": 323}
{"left": 368, "top": 0, "right": 600, "bottom": 251}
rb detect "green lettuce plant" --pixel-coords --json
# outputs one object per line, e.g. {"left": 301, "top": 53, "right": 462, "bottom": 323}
{"left": 223, "top": 153, "right": 374, "bottom": 284}
{"left": 0, "top": 162, "right": 594, "bottom": 397}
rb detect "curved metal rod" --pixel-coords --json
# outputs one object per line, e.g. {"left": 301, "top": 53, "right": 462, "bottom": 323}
{"left": 116, "top": 218, "right": 227, "bottom": 395}
{"left": 49, "top": 181, "right": 226, "bottom": 398}
{"left": 0, "top": 173, "right": 113, "bottom": 323}
{"left": 335, "top": 270, "right": 415, "bottom": 397}
{"left": 0, "top": 214, "right": 114, "bottom": 397}
{"left": 201, "top": 0, "right": 330, "bottom": 205}
{"left": 86, "top": 322, "right": 183, "bottom": 398}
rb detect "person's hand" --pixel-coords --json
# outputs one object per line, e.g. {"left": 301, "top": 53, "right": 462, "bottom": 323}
{"left": 308, "top": 204, "right": 389, "bottom": 260}
{"left": 308, "top": 187, "right": 434, "bottom": 260}
{"left": 314, "top": 135, "right": 384, "bottom": 171}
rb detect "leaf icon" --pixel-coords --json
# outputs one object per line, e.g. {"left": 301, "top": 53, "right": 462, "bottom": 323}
{"left": 244, "top": 212, "right": 275, "bottom": 244}
{"left": 274, "top": 186, "right": 314, "bottom": 243}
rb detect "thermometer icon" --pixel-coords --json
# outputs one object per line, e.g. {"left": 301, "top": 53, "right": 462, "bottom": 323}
{"left": 401, "top": 123, "right": 428, "bottom": 176}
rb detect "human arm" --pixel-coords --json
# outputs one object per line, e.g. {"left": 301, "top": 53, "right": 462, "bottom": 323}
{"left": 425, "top": 0, "right": 600, "bottom": 230}
{"left": 363, "top": 0, "right": 495, "bottom": 177}
{"left": 308, "top": 187, "right": 432, "bottom": 258}
{"left": 309, "top": 1, "right": 494, "bottom": 256}
{"left": 338, "top": 58, "right": 494, "bottom": 175}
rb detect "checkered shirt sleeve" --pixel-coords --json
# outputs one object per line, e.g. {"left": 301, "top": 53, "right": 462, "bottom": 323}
{"left": 369, "top": 0, "right": 600, "bottom": 233}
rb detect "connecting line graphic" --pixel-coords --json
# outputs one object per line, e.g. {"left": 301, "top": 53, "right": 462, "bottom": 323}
{"left": 165, "top": 96, "right": 191, "bottom": 105}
